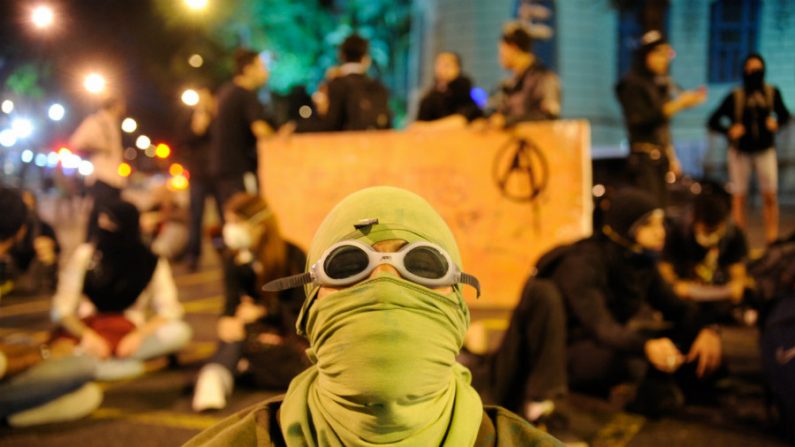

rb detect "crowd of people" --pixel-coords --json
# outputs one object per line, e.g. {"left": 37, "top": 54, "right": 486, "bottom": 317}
{"left": 0, "top": 19, "right": 793, "bottom": 447}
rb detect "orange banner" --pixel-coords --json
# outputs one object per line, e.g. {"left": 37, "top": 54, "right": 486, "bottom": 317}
{"left": 260, "top": 120, "right": 592, "bottom": 308}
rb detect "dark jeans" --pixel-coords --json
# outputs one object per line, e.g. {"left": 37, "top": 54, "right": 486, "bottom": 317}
{"left": 0, "top": 355, "right": 96, "bottom": 419}
{"left": 627, "top": 151, "right": 670, "bottom": 207}
{"left": 479, "top": 279, "right": 567, "bottom": 413}
{"left": 186, "top": 178, "right": 225, "bottom": 261}
{"left": 86, "top": 181, "right": 121, "bottom": 242}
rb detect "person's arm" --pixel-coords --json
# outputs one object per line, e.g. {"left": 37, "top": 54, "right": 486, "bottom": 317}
{"left": 555, "top": 255, "right": 650, "bottom": 353}
{"left": 772, "top": 87, "right": 791, "bottom": 128}
{"left": 317, "top": 78, "right": 347, "bottom": 131}
{"left": 68, "top": 116, "right": 104, "bottom": 154}
{"left": 707, "top": 93, "right": 734, "bottom": 134}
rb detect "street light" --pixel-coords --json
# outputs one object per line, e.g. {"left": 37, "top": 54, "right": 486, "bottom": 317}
{"left": 2, "top": 100, "right": 14, "bottom": 114}
{"left": 185, "top": 0, "right": 209, "bottom": 11}
{"left": 83, "top": 73, "right": 106, "bottom": 95}
{"left": 48, "top": 103, "right": 65, "bottom": 121}
{"left": 31, "top": 5, "right": 55, "bottom": 29}
{"left": 121, "top": 117, "right": 137, "bottom": 133}
{"left": 181, "top": 89, "right": 199, "bottom": 106}
{"left": 11, "top": 118, "right": 34, "bottom": 139}
{"left": 188, "top": 54, "right": 204, "bottom": 68}
{"left": 136, "top": 135, "right": 151, "bottom": 149}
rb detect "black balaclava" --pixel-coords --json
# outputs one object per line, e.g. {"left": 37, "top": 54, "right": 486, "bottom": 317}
{"left": 83, "top": 200, "right": 158, "bottom": 313}
{"left": 742, "top": 53, "right": 766, "bottom": 92}
{"left": 602, "top": 188, "right": 661, "bottom": 242}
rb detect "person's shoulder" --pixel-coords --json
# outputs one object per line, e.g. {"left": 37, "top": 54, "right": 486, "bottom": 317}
{"left": 182, "top": 397, "right": 284, "bottom": 447}
{"left": 478, "top": 405, "right": 565, "bottom": 447}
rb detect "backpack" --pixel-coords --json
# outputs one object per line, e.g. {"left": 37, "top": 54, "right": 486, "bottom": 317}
{"left": 732, "top": 84, "right": 775, "bottom": 123}
{"left": 749, "top": 233, "right": 795, "bottom": 441}
{"left": 337, "top": 74, "right": 392, "bottom": 131}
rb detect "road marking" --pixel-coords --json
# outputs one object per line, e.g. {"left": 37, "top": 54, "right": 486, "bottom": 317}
{"left": 478, "top": 318, "right": 509, "bottom": 331}
{"left": 91, "top": 407, "right": 222, "bottom": 431}
{"left": 590, "top": 413, "right": 646, "bottom": 447}
{"left": 182, "top": 295, "right": 224, "bottom": 314}
{"left": 175, "top": 269, "right": 222, "bottom": 287}
{"left": 0, "top": 299, "right": 51, "bottom": 318}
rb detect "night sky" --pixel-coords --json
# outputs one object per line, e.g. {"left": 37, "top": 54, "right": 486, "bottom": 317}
{"left": 0, "top": 0, "right": 202, "bottom": 143}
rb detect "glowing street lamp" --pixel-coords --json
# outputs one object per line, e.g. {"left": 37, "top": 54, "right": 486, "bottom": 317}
{"left": 185, "top": 0, "right": 209, "bottom": 11}
{"left": 83, "top": 73, "right": 106, "bottom": 95}
{"left": 48, "top": 103, "right": 65, "bottom": 121}
{"left": 181, "top": 89, "right": 199, "bottom": 106}
{"left": 31, "top": 5, "right": 55, "bottom": 29}
{"left": 11, "top": 118, "right": 34, "bottom": 139}
{"left": 121, "top": 117, "right": 137, "bottom": 133}
{"left": 188, "top": 54, "right": 204, "bottom": 68}
{"left": 2, "top": 100, "right": 14, "bottom": 114}
{"left": 136, "top": 135, "right": 151, "bottom": 149}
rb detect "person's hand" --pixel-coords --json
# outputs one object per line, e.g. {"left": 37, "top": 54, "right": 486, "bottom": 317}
{"left": 277, "top": 121, "right": 296, "bottom": 139}
{"left": 80, "top": 329, "right": 111, "bottom": 359}
{"left": 235, "top": 296, "right": 267, "bottom": 324}
{"left": 679, "top": 89, "right": 707, "bottom": 109}
{"left": 669, "top": 158, "right": 682, "bottom": 178}
{"left": 488, "top": 113, "right": 506, "bottom": 130}
{"left": 687, "top": 328, "right": 722, "bottom": 378}
{"left": 766, "top": 116, "right": 779, "bottom": 133}
{"left": 116, "top": 330, "right": 144, "bottom": 358}
{"left": 728, "top": 123, "right": 745, "bottom": 140}
{"left": 217, "top": 316, "right": 246, "bottom": 343}
{"left": 33, "top": 236, "right": 56, "bottom": 266}
{"left": 645, "top": 337, "right": 684, "bottom": 373}
{"left": 673, "top": 280, "right": 693, "bottom": 299}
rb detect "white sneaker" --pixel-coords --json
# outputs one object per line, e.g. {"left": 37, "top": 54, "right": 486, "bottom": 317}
{"left": 192, "top": 364, "right": 232, "bottom": 412}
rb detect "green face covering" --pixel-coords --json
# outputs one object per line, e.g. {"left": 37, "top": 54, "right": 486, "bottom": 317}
{"left": 280, "top": 186, "right": 483, "bottom": 447}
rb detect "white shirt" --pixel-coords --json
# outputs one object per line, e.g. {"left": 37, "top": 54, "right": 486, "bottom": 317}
{"left": 51, "top": 244, "right": 183, "bottom": 327}
{"left": 69, "top": 109, "right": 125, "bottom": 188}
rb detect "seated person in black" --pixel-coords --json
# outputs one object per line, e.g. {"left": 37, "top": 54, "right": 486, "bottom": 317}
{"left": 416, "top": 52, "right": 483, "bottom": 123}
{"left": 192, "top": 193, "right": 308, "bottom": 412}
{"left": 659, "top": 181, "right": 748, "bottom": 322}
{"left": 470, "top": 188, "right": 722, "bottom": 422}
{"left": 6, "top": 190, "right": 59, "bottom": 295}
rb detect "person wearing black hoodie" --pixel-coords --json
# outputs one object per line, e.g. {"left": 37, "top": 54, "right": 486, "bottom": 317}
{"left": 470, "top": 189, "right": 722, "bottom": 423}
{"left": 615, "top": 31, "right": 707, "bottom": 206}
{"left": 416, "top": 52, "right": 483, "bottom": 123}
{"left": 707, "top": 54, "right": 790, "bottom": 244}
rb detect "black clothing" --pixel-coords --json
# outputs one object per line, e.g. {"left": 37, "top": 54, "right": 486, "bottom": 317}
{"left": 320, "top": 73, "right": 391, "bottom": 131}
{"left": 85, "top": 180, "right": 121, "bottom": 242}
{"left": 10, "top": 216, "right": 59, "bottom": 273}
{"left": 494, "top": 62, "right": 560, "bottom": 126}
{"left": 615, "top": 72, "right": 677, "bottom": 205}
{"left": 417, "top": 76, "right": 482, "bottom": 122}
{"left": 83, "top": 201, "right": 158, "bottom": 313}
{"left": 662, "top": 223, "right": 748, "bottom": 285}
{"left": 210, "top": 83, "right": 269, "bottom": 179}
{"left": 707, "top": 85, "right": 790, "bottom": 154}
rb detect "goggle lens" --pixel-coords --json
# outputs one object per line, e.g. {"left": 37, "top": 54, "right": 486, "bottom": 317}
{"left": 324, "top": 245, "right": 369, "bottom": 279}
{"left": 404, "top": 246, "right": 449, "bottom": 279}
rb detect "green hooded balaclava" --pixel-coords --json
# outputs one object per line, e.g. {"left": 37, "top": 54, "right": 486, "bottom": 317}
{"left": 280, "top": 186, "right": 483, "bottom": 446}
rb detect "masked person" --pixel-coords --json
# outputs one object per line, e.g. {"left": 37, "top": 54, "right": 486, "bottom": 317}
{"left": 193, "top": 193, "right": 308, "bottom": 412}
{"left": 659, "top": 181, "right": 749, "bottom": 323}
{"left": 0, "top": 186, "right": 101, "bottom": 427}
{"left": 184, "top": 186, "right": 563, "bottom": 446}
{"left": 477, "top": 189, "right": 722, "bottom": 422}
{"left": 616, "top": 31, "right": 707, "bottom": 206}
{"left": 50, "top": 200, "right": 192, "bottom": 380}
{"left": 707, "top": 53, "right": 790, "bottom": 244}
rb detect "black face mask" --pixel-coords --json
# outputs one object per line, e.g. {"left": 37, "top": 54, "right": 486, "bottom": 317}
{"left": 743, "top": 69, "right": 765, "bottom": 92}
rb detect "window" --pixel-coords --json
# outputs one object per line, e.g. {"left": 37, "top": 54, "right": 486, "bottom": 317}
{"left": 513, "top": 0, "right": 557, "bottom": 71}
{"left": 708, "top": 0, "right": 760, "bottom": 83}
{"left": 616, "top": 1, "right": 670, "bottom": 78}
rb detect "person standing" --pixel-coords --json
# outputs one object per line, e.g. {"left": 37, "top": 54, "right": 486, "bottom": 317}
{"left": 616, "top": 30, "right": 707, "bottom": 206}
{"left": 210, "top": 49, "right": 274, "bottom": 208}
{"left": 69, "top": 96, "right": 127, "bottom": 241}
{"left": 416, "top": 52, "right": 482, "bottom": 123}
{"left": 707, "top": 54, "right": 790, "bottom": 244}
{"left": 488, "top": 22, "right": 561, "bottom": 128}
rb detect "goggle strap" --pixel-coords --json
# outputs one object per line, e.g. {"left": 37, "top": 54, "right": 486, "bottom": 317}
{"left": 262, "top": 272, "right": 313, "bottom": 292}
{"left": 460, "top": 272, "right": 481, "bottom": 298}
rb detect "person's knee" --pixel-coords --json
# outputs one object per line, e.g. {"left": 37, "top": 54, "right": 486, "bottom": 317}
{"left": 157, "top": 320, "right": 193, "bottom": 350}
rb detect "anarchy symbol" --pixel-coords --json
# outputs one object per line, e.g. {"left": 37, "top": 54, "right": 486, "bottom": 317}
{"left": 492, "top": 136, "right": 549, "bottom": 202}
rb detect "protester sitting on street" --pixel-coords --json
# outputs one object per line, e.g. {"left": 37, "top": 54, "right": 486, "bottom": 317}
{"left": 416, "top": 51, "right": 482, "bottom": 123}
{"left": 141, "top": 185, "right": 190, "bottom": 261}
{"left": 50, "top": 199, "right": 192, "bottom": 381}
{"left": 6, "top": 190, "right": 60, "bottom": 295}
{"left": 192, "top": 193, "right": 308, "bottom": 412}
{"left": 0, "top": 186, "right": 101, "bottom": 427}
{"left": 469, "top": 188, "right": 722, "bottom": 425}
{"left": 659, "top": 181, "right": 750, "bottom": 323}
{"left": 184, "top": 186, "right": 563, "bottom": 446}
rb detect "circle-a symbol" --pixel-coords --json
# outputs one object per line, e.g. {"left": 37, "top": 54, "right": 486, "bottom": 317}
{"left": 492, "top": 136, "right": 549, "bottom": 202}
